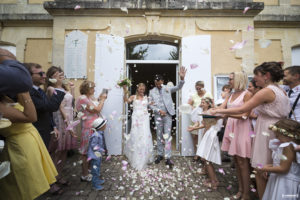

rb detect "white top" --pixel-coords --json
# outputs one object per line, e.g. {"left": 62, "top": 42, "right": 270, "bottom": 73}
{"left": 281, "top": 84, "right": 300, "bottom": 122}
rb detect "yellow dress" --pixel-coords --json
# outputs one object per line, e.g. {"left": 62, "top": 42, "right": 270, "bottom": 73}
{"left": 0, "top": 103, "right": 57, "bottom": 200}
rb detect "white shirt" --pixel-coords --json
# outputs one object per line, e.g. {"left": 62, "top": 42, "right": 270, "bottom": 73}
{"left": 281, "top": 84, "right": 300, "bottom": 122}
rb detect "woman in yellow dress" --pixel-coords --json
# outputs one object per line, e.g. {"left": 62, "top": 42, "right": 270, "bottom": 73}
{"left": 0, "top": 92, "right": 58, "bottom": 200}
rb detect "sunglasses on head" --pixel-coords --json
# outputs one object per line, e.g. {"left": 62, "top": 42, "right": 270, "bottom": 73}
{"left": 32, "top": 71, "right": 45, "bottom": 77}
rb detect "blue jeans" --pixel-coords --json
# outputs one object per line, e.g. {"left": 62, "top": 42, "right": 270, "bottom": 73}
{"left": 91, "top": 158, "right": 102, "bottom": 187}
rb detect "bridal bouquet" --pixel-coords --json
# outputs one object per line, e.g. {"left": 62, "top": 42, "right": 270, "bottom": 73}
{"left": 117, "top": 78, "right": 132, "bottom": 87}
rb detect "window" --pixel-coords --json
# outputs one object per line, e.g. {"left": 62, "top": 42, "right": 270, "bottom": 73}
{"left": 126, "top": 41, "right": 178, "bottom": 60}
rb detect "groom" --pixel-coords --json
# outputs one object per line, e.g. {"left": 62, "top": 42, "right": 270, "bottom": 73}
{"left": 149, "top": 67, "right": 187, "bottom": 169}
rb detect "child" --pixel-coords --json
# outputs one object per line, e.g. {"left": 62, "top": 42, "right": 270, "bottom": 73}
{"left": 88, "top": 117, "right": 107, "bottom": 191}
{"left": 257, "top": 119, "right": 300, "bottom": 200}
{"left": 188, "top": 97, "right": 223, "bottom": 189}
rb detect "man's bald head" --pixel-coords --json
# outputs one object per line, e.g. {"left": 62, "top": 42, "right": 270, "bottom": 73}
{"left": 0, "top": 48, "right": 16, "bottom": 63}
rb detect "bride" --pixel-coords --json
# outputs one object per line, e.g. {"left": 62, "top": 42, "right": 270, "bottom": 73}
{"left": 123, "top": 83, "right": 154, "bottom": 170}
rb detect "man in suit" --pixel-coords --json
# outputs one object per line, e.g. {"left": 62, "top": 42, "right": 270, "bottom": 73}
{"left": 149, "top": 67, "right": 187, "bottom": 169}
{"left": 0, "top": 48, "right": 32, "bottom": 95}
{"left": 24, "top": 63, "right": 65, "bottom": 148}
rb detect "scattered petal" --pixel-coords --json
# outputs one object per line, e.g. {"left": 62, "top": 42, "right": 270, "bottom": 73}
{"left": 243, "top": 7, "right": 250, "bottom": 14}
{"left": 229, "top": 132, "right": 235, "bottom": 138}
{"left": 183, "top": 5, "right": 188, "bottom": 11}
{"left": 49, "top": 78, "right": 57, "bottom": 83}
{"left": 230, "top": 40, "right": 247, "bottom": 50}
{"left": 218, "top": 168, "right": 225, "bottom": 175}
{"left": 247, "top": 25, "right": 254, "bottom": 31}
{"left": 105, "top": 155, "right": 112, "bottom": 161}
{"left": 262, "top": 132, "right": 270, "bottom": 137}
{"left": 258, "top": 39, "right": 272, "bottom": 48}
{"left": 190, "top": 63, "right": 199, "bottom": 69}
{"left": 120, "top": 7, "right": 128, "bottom": 14}
{"left": 74, "top": 5, "right": 81, "bottom": 10}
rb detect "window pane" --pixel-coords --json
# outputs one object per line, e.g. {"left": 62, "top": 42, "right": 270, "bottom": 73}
{"left": 127, "top": 42, "right": 178, "bottom": 60}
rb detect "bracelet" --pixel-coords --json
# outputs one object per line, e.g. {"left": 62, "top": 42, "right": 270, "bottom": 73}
{"left": 24, "top": 99, "right": 32, "bottom": 104}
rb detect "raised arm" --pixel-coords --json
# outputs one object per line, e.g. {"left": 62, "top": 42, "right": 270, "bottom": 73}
{"left": 123, "top": 86, "right": 134, "bottom": 103}
{"left": 225, "top": 91, "right": 253, "bottom": 119}
{"left": 170, "top": 66, "right": 187, "bottom": 93}
{"left": 213, "top": 88, "right": 275, "bottom": 115}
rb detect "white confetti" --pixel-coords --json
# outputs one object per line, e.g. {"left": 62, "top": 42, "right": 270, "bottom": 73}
{"left": 49, "top": 78, "right": 57, "bottom": 83}
{"left": 74, "top": 5, "right": 81, "bottom": 10}
{"left": 262, "top": 132, "right": 270, "bottom": 137}
{"left": 250, "top": 174, "right": 255, "bottom": 178}
{"left": 120, "top": 7, "right": 128, "bottom": 14}
{"left": 258, "top": 39, "right": 272, "bottom": 48}
{"left": 229, "top": 133, "right": 235, "bottom": 138}
{"left": 183, "top": 5, "right": 188, "bottom": 11}
{"left": 163, "top": 133, "right": 169, "bottom": 140}
{"left": 94, "top": 152, "right": 102, "bottom": 158}
{"left": 280, "top": 154, "right": 287, "bottom": 161}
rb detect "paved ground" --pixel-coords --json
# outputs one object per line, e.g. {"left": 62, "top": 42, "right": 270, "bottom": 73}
{"left": 37, "top": 154, "right": 258, "bottom": 200}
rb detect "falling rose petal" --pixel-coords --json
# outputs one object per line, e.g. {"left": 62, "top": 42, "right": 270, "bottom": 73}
{"left": 247, "top": 25, "right": 254, "bottom": 31}
{"left": 75, "top": 191, "right": 81, "bottom": 195}
{"left": 163, "top": 133, "right": 169, "bottom": 140}
{"left": 258, "top": 39, "right": 272, "bottom": 48}
{"left": 105, "top": 155, "right": 112, "bottom": 161}
{"left": 190, "top": 63, "right": 199, "bottom": 69}
{"left": 122, "top": 160, "right": 128, "bottom": 166}
{"left": 243, "top": 7, "right": 250, "bottom": 14}
{"left": 93, "top": 145, "right": 100, "bottom": 151}
{"left": 65, "top": 120, "right": 80, "bottom": 131}
{"left": 251, "top": 188, "right": 256, "bottom": 192}
{"left": 280, "top": 154, "right": 287, "bottom": 161}
{"left": 57, "top": 160, "right": 62, "bottom": 165}
{"left": 73, "top": 162, "right": 77, "bottom": 166}
{"left": 87, "top": 157, "right": 92, "bottom": 161}
{"left": 230, "top": 40, "right": 247, "bottom": 50}
{"left": 183, "top": 5, "right": 188, "bottom": 11}
{"left": 120, "top": 7, "right": 128, "bottom": 14}
{"left": 250, "top": 174, "right": 255, "bottom": 178}
{"left": 122, "top": 166, "right": 127, "bottom": 171}
{"left": 49, "top": 78, "right": 57, "bottom": 83}
{"left": 262, "top": 132, "right": 270, "bottom": 137}
{"left": 257, "top": 163, "right": 263, "bottom": 169}
{"left": 249, "top": 130, "right": 256, "bottom": 138}
{"left": 229, "top": 133, "right": 235, "bottom": 138}
{"left": 218, "top": 168, "right": 225, "bottom": 175}
{"left": 226, "top": 185, "right": 232, "bottom": 190}
{"left": 74, "top": 5, "right": 81, "bottom": 10}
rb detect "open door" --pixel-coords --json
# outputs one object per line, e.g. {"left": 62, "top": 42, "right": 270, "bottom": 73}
{"left": 94, "top": 34, "right": 125, "bottom": 155}
{"left": 181, "top": 35, "right": 211, "bottom": 156}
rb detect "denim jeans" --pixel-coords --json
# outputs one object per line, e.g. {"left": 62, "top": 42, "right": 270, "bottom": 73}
{"left": 91, "top": 158, "right": 102, "bottom": 187}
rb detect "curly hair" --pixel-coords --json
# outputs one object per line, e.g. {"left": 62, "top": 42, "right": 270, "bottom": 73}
{"left": 254, "top": 62, "right": 284, "bottom": 82}
{"left": 79, "top": 80, "right": 95, "bottom": 95}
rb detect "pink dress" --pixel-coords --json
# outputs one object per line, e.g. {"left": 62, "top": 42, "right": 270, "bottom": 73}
{"left": 251, "top": 85, "right": 290, "bottom": 167}
{"left": 76, "top": 95, "right": 99, "bottom": 155}
{"left": 53, "top": 92, "right": 77, "bottom": 151}
{"left": 222, "top": 90, "right": 252, "bottom": 158}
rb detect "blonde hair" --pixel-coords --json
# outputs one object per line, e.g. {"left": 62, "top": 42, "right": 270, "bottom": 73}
{"left": 80, "top": 80, "right": 95, "bottom": 95}
{"left": 135, "top": 83, "right": 146, "bottom": 95}
{"left": 232, "top": 71, "right": 248, "bottom": 91}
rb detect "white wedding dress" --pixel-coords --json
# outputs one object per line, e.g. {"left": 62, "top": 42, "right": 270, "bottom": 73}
{"left": 124, "top": 96, "right": 154, "bottom": 170}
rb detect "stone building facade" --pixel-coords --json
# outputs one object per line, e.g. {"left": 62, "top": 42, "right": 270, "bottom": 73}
{"left": 1, "top": 0, "right": 299, "bottom": 155}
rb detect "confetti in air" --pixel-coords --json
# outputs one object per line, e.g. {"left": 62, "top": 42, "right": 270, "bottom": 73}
{"left": 243, "top": 7, "right": 250, "bottom": 14}
{"left": 229, "top": 133, "right": 235, "bottom": 138}
{"left": 74, "top": 5, "right": 81, "bottom": 10}
{"left": 190, "top": 63, "right": 199, "bottom": 69}
{"left": 230, "top": 40, "right": 247, "bottom": 50}
{"left": 49, "top": 78, "right": 57, "bottom": 83}
{"left": 183, "top": 5, "right": 188, "bottom": 11}
{"left": 262, "top": 131, "right": 270, "bottom": 137}
{"left": 247, "top": 25, "right": 254, "bottom": 31}
{"left": 120, "top": 7, "right": 128, "bottom": 14}
{"left": 258, "top": 39, "right": 272, "bottom": 48}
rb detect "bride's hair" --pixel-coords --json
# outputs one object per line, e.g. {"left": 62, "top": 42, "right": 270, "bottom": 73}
{"left": 136, "top": 83, "right": 146, "bottom": 95}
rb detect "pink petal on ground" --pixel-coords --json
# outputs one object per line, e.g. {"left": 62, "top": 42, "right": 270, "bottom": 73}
{"left": 106, "top": 155, "right": 112, "bottom": 161}
{"left": 190, "top": 63, "right": 199, "bottom": 69}
{"left": 122, "top": 166, "right": 127, "bottom": 171}
{"left": 243, "top": 7, "right": 250, "bottom": 14}
{"left": 227, "top": 185, "right": 232, "bottom": 190}
{"left": 74, "top": 5, "right": 81, "bottom": 10}
{"left": 218, "top": 168, "right": 225, "bottom": 175}
{"left": 122, "top": 160, "right": 128, "bottom": 166}
{"left": 251, "top": 188, "right": 256, "bottom": 192}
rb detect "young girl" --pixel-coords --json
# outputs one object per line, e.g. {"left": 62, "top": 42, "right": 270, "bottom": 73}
{"left": 188, "top": 97, "right": 223, "bottom": 189}
{"left": 257, "top": 119, "right": 300, "bottom": 200}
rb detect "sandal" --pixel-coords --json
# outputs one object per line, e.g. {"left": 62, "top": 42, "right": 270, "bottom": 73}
{"left": 230, "top": 191, "right": 242, "bottom": 200}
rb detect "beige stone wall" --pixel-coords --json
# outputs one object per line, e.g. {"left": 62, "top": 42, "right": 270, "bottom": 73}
{"left": 254, "top": 0, "right": 279, "bottom": 6}
{"left": 0, "top": 0, "right": 17, "bottom": 3}
{"left": 291, "top": 0, "right": 300, "bottom": 5}
{"left": 28, "top": 0, "right": 54, "bottom": 4}
{"left": 254, "top": 28, "right": 300, "bottom": 68}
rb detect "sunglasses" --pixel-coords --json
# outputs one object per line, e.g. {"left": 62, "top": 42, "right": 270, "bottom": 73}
{"left": 32, "top": 71, "right": 45, "bottom": 77}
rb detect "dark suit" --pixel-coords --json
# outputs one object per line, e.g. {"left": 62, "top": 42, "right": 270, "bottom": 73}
{"left": 0, "top": 60, "right": 32, "bottom": 95}
{"left": 29, "top": 87, "right": 65, "bottom": 147}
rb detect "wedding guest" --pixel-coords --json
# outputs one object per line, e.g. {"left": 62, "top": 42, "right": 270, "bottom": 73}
{"left": 257, "top": 119, "right": 300, "bottom": 200}
{"left": 215, "top": 84, "right": 231, "bottom": 106}
{"left": 189, "top": 97, "right": 223, "bottom": 190}
{"left": 24, "top": 63, "right": 65, "bottom": 194}
{"left": 0, "top": 92, "right": 58, "bottom": 199}
{"left": 89, "top": 117, "right": 107, "bottom": 190}
{"left": 212, "top": 62, "right": 290, "bottom": 199}
{"left": 216, "top": 72, "right": 253, "bottom": 200}
{"left": 76, "top": 81, "right": 107, "bottom": 181}
{"left": 23, "top": 63, "right": 65, "bottom": 148}
{"left": 46, "top": 66, "right": 77, "bottom": 186}
{"left": 282, "top": 66, "right": 300, "bottom": 122}
{"left": 188, "top": 81, "right": 213, "bottom": 162}
{"left": 0, "top": 48, "right": 32, "bottom": 95}
{"left": 248, "top": 79, "right": 262, "bottom": 129}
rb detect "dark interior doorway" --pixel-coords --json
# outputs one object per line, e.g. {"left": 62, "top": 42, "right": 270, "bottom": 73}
{"left": 126, "top": 63, "right": 178, "bottom": 151}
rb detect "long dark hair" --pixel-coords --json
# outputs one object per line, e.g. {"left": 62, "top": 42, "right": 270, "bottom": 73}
{"left": 253, "top": 62, "right": 284, "bottom": 82}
